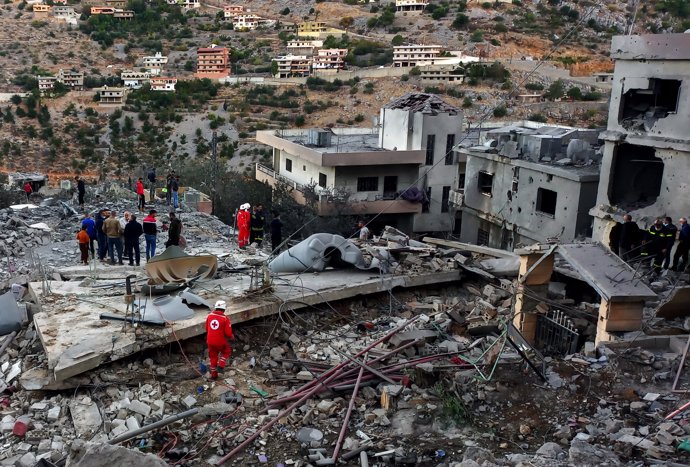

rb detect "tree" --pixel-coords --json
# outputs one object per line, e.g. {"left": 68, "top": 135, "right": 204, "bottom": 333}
{"left": 340, "top": 17, "right": 354, "bottom": 29}
{"left": 452, "top": 13, "right": 469, "bottom": 29}
{"left": 391, "top": 34, "right": 404, "bottom": 46}
{"left": 544, "top": 79, "right": 566, "bottom": 100}
{"left": 271, "top": 60, "right": 279, "bottom": 77}
{"left": 493, "top": 105, "right": 507, "bottom": 117}
{"left": 566, "top": 86, "right": 582, "bottom": 100}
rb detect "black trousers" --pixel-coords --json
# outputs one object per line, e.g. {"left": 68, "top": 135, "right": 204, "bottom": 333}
{"left": 78, "top": 191, "right": 85, "bottom": 205}
{"left": 125, "top": 240, "right": 141, "bottom": 265}
{"left": 674, "top": 241, "right": 690, "bottom": 270}
{"left": 271, "top": 235, "right": 282, "bottom": 252}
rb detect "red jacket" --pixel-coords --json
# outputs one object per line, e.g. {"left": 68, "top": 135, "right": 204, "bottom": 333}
{"left": 24, "top": 183, "right": 32, "bottom": 194}
{"left": 237, "top": 210, "right": 250, "bottom": 229}
{"left": 136, "top": 181, "right": 145, "bottom": 195}
{"left": 206, "top": 309, "right": 234, "bottom": 346}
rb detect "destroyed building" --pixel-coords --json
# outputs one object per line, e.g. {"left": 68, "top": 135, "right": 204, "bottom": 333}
{"left": 256, "top": 93, "right": 463, "bottom": 234}
{"left": 591, "top": 33, "right": 690, "bottom": 241}
{"left": 455, "top": 122, "right": 601, "bottom": 249}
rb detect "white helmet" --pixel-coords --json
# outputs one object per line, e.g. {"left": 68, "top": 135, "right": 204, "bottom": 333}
{"left": 214, "top": 300, "right": 227, "bottom": 311}
{"left": 241, "top": 203, "right": 250, "bottom": 210}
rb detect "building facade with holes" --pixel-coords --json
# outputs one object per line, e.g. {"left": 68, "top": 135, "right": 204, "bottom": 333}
{"left": 456, "top": 122, "right": 600, "bottom": 250}
{"left": 255, "top": 93, "right": 463, "bottom": 235}
{"left": 590, "top": 34, "right": 690, "bottom": 247}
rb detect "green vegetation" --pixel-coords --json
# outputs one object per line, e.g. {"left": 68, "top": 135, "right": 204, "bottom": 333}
{"left": 366, "top": 4, "right": 395, "bottom": 29}
{"left": 465, "top": 62, "right": 510, "bottom": 83}
{"left": 493, "top": 105, "right": 507, "bottom": 117}
{"left": 527, "top": 113, "right": 547, "bottom": 123}
{"left": 244, "top": 86, "right": 300, "bottom": 108}
{"left": 126, "top": 79, "right": 219, "bottom": 120}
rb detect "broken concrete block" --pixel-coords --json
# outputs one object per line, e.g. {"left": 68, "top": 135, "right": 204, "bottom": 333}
{"left": 15, "top": 452, "right": 36, "bottom": 467}
{"left": 30, "top": 402, "right": 48, "bottom": 412}
{"left": 316, "top": 400, "right": 336, "bottom": 413}
{"left": 128, "top": 400, "right": 151, "bottom": 417}
{"left": 70, "top": 442, "right": 168, "bottom": 466}
{"left": 125, "top": 416, "right": 140, "bottom": 431}
{"left": 616, "top": 434, "right": 655, "bottom": 450}
{"left": 182, "top": 395, "right": 197, "bottom": 409}
{"left": 69, "top": 399, "right": 103, "bottom": 438}
{"left": 296, "top": 370, "right": 314, "bottom": 381}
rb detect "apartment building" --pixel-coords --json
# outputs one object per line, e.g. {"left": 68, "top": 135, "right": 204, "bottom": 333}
{"left": 90, "top": 6, "right": 133, "bottom": 17}
{"left": 287, "top": 40, "right": 323, "bottom": 56}
{"left": 456, "top": 123, "right": 600, "bottom": 249}
{"left": 37, "top": 69, "right": 84, "bottom": 94}
{"left": 233, "top": 14, "right": 275, "bottom": 31}
{"left": 297, "top": 21, "right": 346, "bottom": 39}
{"left": 273, "top": 54, "right": 311, "bottom": 78}
{"left": 142, "top": 52, "right": 168, "bottom": 75}
{"left": 255, "top": 93, "right": 464, "bottom": 235}
{"left": 105, "top": 0, "right": 127, "bottom": 7}
{"left": 223, "top": 5, "right": 244, "bottom": 18}
{"left": 419, "top": 65, "right": 464, "bottom": 83}
{"left": 395, "top": 0, "right": 428, "bottom": 14}
{"left": 195, "top": 46, "right": 230, "bottom": 79}
{"left": 113, "top": 9, "right": 134, "bottom": 18}
{"left": 590, "top": 34, "right": 690, "bottom": 246}
{"left": 121, "top": 70, "right": 151, "bottom": 89}
{"left": 150, "top": 77, "right": 177, "bottom": 92}
{"left": 393, "top": 45, "right": 442, "bottom": 67}
{"left": 53, "top": 5, "right": 78, "bottom": 25}
{"left": 312, "top": 49, "right": 348, "bottom": 70}
{"left": 98, "top": 86, "right": 126, "bottom": 106}
{"left": 165, "top": 0, "right": 200, "bottom": 8}
{"left": 32, "top": 3, "right": 52, "bottom": 14}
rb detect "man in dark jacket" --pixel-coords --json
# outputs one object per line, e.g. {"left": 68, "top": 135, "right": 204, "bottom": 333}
{"left": 76, "top": 176, "right": 86, "bottom": 208}
{"left": 618, "top": 214, "right": 640, "bottom": 261}
{"left": 642, "top": 218, "right": 667, "bottom": 276}
{"left": 673, "top": 217, "right": 690, "bottom": 271}
{"left": 165, "top": 212, "right": 182, "bottom": 248}
{"left": 124, "top": 214, "right": 143, "bottom": 266}
{"left": 95, "top": 209, "right": 109, "bottom": 261}
{"left": 662, "top": 217, "right": 677, "bottom": 270}
{"left": 250, "top": 204, "right": 265, "bottom": 246}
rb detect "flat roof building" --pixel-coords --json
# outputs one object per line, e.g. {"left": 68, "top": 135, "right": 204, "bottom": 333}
{"left": 150, "top": 77, "right": 177, "bottom": 92}
{"left": 395, "top": 0, "right": 428, "bottom": 14}
{"left": 273, "top": 54, "right": 311, "bottom": 78}
{"left": 98, "top": 86, "right": 126, "bottom": 106}
{"left": 297, "top": 21, "right": 346, "bottom": 39}
{"left": 196, "top": 46, "right": 230, "bottom": 79}
{"left": 393, "top": 45, "right": 442, "bottom": 67}
{"left": 312, "top": 49, "right": 348, "bottom": 70}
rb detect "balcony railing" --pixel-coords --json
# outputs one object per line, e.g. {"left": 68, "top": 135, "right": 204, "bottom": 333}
{"left": 256, "top": 163, "right": 306, "bottom": 193}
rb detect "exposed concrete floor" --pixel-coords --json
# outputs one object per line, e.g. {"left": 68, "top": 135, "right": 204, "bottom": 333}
{"left": 30, "top": 268, "right": 461, "bottom": 385}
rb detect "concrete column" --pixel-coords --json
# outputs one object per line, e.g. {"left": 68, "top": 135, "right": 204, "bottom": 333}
{"left": 513, "top": 250, "right": 554, "bottom": 344}
{"left": 595, "top": 300, "right": 644, "bottom": 346}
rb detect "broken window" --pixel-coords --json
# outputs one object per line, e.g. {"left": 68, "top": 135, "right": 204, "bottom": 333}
{"left": 285, "top": 158, "right": 292, "bottom": 172}
{"left": 357, "top": 176, "right": 378, "bottom": 192}
{"left": 441, "top": 186, "right": 451, "bottom": 213}
{"left": 536, "top": 188, "right": 557, "bottom": 216}
{"left": 478, "top": 171, "right": 493, "bottom": 196}
{"left": 608, "top": 144, "right": 663, "bottom": 209}
{"left": 477, "top": 228, "right": 489, "bottom": 246}
{"left": 425, "top": 135, "right": 435, "bottom": 165}
{"left": 318, "top": 173, "right": 327, "bottom": 188}
{"left": 445, "top": 134, "right": 455, "bottom": 165}
{"left": 619, "top": 79, "right": 681, "bottom": 130}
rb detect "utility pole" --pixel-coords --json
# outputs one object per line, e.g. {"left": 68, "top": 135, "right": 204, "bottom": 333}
{"left": 211, "top": 130, "right": 218, "bottom": 216}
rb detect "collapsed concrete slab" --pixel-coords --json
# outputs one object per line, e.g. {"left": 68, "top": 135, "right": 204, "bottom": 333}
{"left": 28, "top": 269, "right": 462, "bottom": 386}
{"left": 144, "top": 246, "right": 218, "bottom": 284}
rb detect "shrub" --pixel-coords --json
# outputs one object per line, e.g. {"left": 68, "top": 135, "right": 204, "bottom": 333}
{"left": 493, "top": 105, "right": 507, "bottom": 117}
{"left": 527, "top": 113, "right": 547, "bottom": 123}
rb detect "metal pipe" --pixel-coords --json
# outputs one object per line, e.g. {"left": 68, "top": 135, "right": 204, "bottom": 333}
{"left": 0, "top": 331, "right": 17, "bottom": 357}
{"left": 268, "top": 316, "right": 420, "bottom": 406}
{"left": 219, "top": 317, "right": 420, "bottom": 463}
{"left": 332, "top": 348, "right": 396, "bottom": 385}
{"left": 108, "top": 408, "right": 199, "bottom": 445}
{"left": 333, "top": 357, "right": 366, "bottom": 461}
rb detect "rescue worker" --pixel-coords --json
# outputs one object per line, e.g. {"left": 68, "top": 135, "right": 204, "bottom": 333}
{"left": 618, "top": 214, "right": 640, "bottom": 261}
{"left": 23, "top": 181, "right": 32, "bottom": 202}
{"left": 237, "top": 203, "right": 251, "bottom": 248}
{"left": 205, "top": 300, "right": 234, "bottom": 380}
{"left": 250, "top": 204, "right": 265, "bottom": 246}
{"left": 642, "top": 218, "right": 667, "bottom": 276}
{"left": 662, "top": 216, "right": 677, "bottom": 270}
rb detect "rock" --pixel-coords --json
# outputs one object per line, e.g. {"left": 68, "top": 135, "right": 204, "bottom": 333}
{"left": 569, "top": 440, "right": 621, "bottom": 465}
{"left": 316, "top": 400, "right": 335, "bottom": 413}
{"left": 182, "top": 395, "right": 197, "bottom": 409}
{"left": 69, "top": 399, "right": 103, "bottom": 438}
{"left": 47, "top": 406, "right": 61, "bottom": 422}
{"left": 128, "top": 400, "right": 151, "bottom": 417}
{"left": 295, "top": 427, "right": 323, "bottom": 445}
{"left": 536, "top": 442, "right": 564, "bottom": 458}
{"left": 125, "top": 416, "right": 140, "bottom": 431}
{"left": 69, "top": 442, "right": 168, "bottom": 467}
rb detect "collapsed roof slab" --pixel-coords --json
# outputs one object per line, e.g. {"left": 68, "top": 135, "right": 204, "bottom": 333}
{"left": 29, "top": 269, "right": 461, "bottom": 386}
{"left": 556, "top": 243, "right": 656, "bottom": 303}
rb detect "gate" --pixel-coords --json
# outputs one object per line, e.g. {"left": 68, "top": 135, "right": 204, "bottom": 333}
{"left": 535, "top": 310, "right": 579, "bottom": 356}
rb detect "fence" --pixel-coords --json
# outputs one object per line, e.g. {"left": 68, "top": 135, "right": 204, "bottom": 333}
{"left": 534, "top": 310, "right": 579, "bottom": 357}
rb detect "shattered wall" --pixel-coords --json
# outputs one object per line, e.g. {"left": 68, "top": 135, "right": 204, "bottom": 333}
{"left": 460, "top": 151, "right": 599, "bottom": 249}
{"left": 590, "top": 34, "right": 690, "bottom": 241}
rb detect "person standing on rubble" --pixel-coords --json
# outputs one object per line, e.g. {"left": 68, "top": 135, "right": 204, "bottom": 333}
{"left": 143, "top": 209, "right": 158, "bottom": 261}
{"left": 237, "top": 203, "right": 250, "bottom": 248}
{"left": 205, "top": 300, "right": 234, "bottom": 380}
{"left": 171, "top": 175, "right": 180, "bottom": 210}
{"left": 642, "top": 218, "right": 666, "bottom": 276}
{"left": 672, "top": 217, "right": 690, "bottom": 272}
{"left": 165, "top": 212, "right": 182, "bottom": 248}
{"left": 23, "top": 181, "right": 32, "bottom": 203}
{"left": 95, "top": 209, "right": 108, "bottom": 261}
{"left": 77, "top": 226, "right": 90, "bottom": 265}
{"left": 618, "top": 214, "right": 640, "bottom": 261}
{"left": 147, "top": 167, "right": 156, "bottom": 203}
{"left": 136, "top": 177, "right": 146, "bottom": 214}
{"left": 81, "top": 212, "right": 97, "bottom": 259}
{"left": 357, "top": 220, "right": 370, "bottom": 241}
{"left": 76, "top": 176, "right": 86, "bottom": 209}
{"left": 124, "top": 214, "right": 143, "bottom": 266}
{"left": 662, "top": 216, "right": 677, "bottom": 270}
{"left": 250, "top": 204, "right": 265, "bottom": 246}
{"left": 103, "top": 210, "right": 124, "bottom": 265}
{"left": 120, "top": 211, "right": 131, "bottom": 262}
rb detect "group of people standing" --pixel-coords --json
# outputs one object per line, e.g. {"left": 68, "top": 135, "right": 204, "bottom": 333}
{"left": 236, "top": 203, "right": 283, "bottom": 252}
{"left": 77, "top": 208, "right": 182, "bottom": 266}
{"left": 616, "top": 215, "right": 690, "bottom": 276}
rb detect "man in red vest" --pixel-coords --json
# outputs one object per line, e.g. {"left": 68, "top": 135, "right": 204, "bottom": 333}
{"left": 205, "top": 300, "right": 234, "bottom": 380}
{"left": 237, "top": 203, "right": 251, "bottom": 248}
